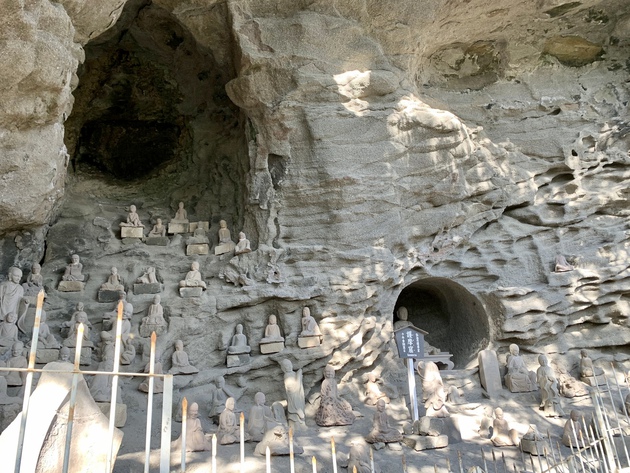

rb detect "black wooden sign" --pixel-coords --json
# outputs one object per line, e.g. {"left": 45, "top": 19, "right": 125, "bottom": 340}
{"left": 394, "top": 326, "right": 427, "bottom": 359}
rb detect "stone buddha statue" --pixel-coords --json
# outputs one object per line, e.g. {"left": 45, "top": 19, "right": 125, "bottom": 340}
{"left": 62, "top": 254, "right": 85, "bottom": 281}
{"left": 227, "top": 324, "right": 251, "bottom": 354}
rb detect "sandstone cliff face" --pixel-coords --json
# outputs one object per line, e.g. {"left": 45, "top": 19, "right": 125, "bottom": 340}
{"left": 0, "top": 0, "right": 629, "bottom": 401}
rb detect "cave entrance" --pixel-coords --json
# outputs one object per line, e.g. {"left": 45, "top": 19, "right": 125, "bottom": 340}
{"left": 394, "top": 278, "right": 490, "bottom": 368}
{"left": 63, "top": 0, "right": 249, "bottom": 230}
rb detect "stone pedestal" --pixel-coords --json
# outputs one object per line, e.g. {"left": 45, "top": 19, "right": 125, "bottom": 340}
{"left": 146, "top": 237, "right": 169, "bottom": 246}
{"left": 179, "top": 287, "right": 203, "bottom": 298}
{"left": 186, "top": 243, "right": 209, "bottom": 256}
{"left": 260, "top": 341, "right": 284, "bottom": 354}
{"left": 227, "top": 353, "right": 250, "bottom": 368}
{"left": 98, "top": 290, "right": 123, "bottom": 303}
{"left": 581, "top": 375, "right": 606, "bottom": 387}
{"left": 36, "top": 348, "right": 60, "bottom": 364}
{"left": 402, "top": 434, "right": 448, "bottom": 451}
{"left": 298, "top": 335, "right": 321, "bottom": 348}
{"left": 139, "top": 323, "right": 167, "bottom": 338}
{"left": 168, "top": 222, "right": 189, "bottom": 234}
{"left": 120, "top": 227, "right": 144, "bottom": 238}
{"left": 215, "top": 242, "right": 235, "bottom": 255}
{"left": 478, "top": 349, "right": 502, "bottom": 398}
{"left": 134, "top": 283, "right": 161, "bottom": 295}
{"left": 58, "top": 281, "right": 85, "bottom": 292}
{"left": 521, "top": 438, "right": 547, "bottom": 456}
{"left": 96, "top": 402, "right": 127, "bottom": 427}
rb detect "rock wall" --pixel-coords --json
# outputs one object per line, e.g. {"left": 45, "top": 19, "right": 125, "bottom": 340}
{"left": 0, "top": 0, "right": 629, "bottom": 420}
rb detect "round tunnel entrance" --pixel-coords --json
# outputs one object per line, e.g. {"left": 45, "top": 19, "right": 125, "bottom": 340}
{"left": 394, "top": 278, "right": 490, "bottom": 368}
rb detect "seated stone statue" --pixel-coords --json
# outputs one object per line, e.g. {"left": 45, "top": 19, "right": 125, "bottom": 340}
{"left": 0, "top": 267, "right": 27, "bottom": 321}
{"left": 0, "top": 312, "right": 19, "bottom": 347}
{"left": 0, "top": 375, "right": 21, "bottom": 405}
{"left": 425, "top": 383, "right": 449, "bottom": 418}
{"left": 22, "top": 263, "right": 45, "bottom": 297}
{"left": 142, "top": 295, "right": 166, "bottom": 327}
{"left": 562, "top": 410, "right": 586, "bottom": 447}
{"left": 537, "top": 354, "right": 564, "bottom": 417}
{"left": 63, "top": 302, "right": 92, "bottom": 333}
{"left": 505, "top": 343, "right": 537, "bottom": 393}
{"left": 89, "top": 357, "right": 120, "bottom": 402}
{"left": 346, "top": 442, "right": 372, "bottom": 473}
{"left": 580, "top": 349, "right": 604, "bottom": 379}
{"left": 227, "top": 324, "right": 251, "bottom": 354}
{"left": 63, "top": 312, "right": 93, "bottom": 348}
{"left": 254, "top": 423, "right": 303, "bottom": 456}
{"left": 557, "top": 365, "right": 588, "bottom": 398}
{"left": 300, "top": 307, "right": 322, "bottom": 337}
{"left": 178, "top": 261, "right": 206, "bottom": 289}
{"left": 120, "top": 204, "right": 144, "bottom": 227}
{"left": 136, "top": 267, "right": 158, "bottom": 284}
{"left": 99, "top": 331, "right": 115, "bottom": 362}
{"left": 315, "top": 364, "right": 355, "bottom": 426}
{"left": 555, "top": 255, "right": 574, "bottom": 272}
{"left": 6, "top": 341, "right": 27, "bottom": 386}
{"left": 180, "top": 402, "right": 212, "bottom": 451}
{"left": 37, "top": 310, "right": 61, "bottom": 349}
{"left": 234, "top": 232, "right": 251, "bottom": 255}
{"left": 394, "top": 306, "right": 414, "bottom": 331}
{"left": 261, "top": 314, "right": 284, "bottom": 343}
{"left": 62, "top": 254, "right": 85, "bottom": 281}
{"left": 218, "top": 397, "right": 250, "bottom": 445}
{"left": 208, "top": 376, "right": 234, "bottom": 419}
{"left": 419, "top": 360, "right": 443, "bottom": 402}
{"left": 366, "top": 399, "right": 402, "bottom": 444}
{"left": 247, "top": 392, "right": 275, "bottom": 442}
{"left": 218, "top": 219, "right": 234, "bottom": 245}
{"left": 365, "top": 372, "right": 390, "bottom": 406}
{"left": 172, "top": 202, "right": 188, "bottom": 222}
{"left": 148, "top": 218, "right": 166, "bottom": 237}
{"left": 139, "top": 361, "right": 164, "bottom": 394}
{"left": 491, "top": 407, "right": 519, "bottom": 447}
{"left": 100, "top": 267, "right": 124, "bottom": 291}
{"left": 169, "top": 340, "right": 198, "bottom": 375}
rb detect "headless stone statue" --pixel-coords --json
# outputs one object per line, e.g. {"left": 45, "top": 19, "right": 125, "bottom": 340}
{"left": 280, "top": 359, "right": 305, "bottom": 430}
{"left": 136, "top": 267, "right": 158, "bottom": 284}
{"left": 537, "top": 354, "right": 564, "bottom": 417}
{"left": 315, "top": 364, "right": 355, "bottom": 426}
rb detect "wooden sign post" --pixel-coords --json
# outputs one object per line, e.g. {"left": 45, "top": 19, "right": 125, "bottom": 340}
{"left": 394, "top": 326, "right": 427, "bottom": 422}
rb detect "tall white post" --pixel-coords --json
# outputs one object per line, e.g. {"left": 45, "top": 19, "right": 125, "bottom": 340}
{"left": 407, "top": 358, "right": 419, "bottom": 422}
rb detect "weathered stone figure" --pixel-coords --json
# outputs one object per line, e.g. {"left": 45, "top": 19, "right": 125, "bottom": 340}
{"left": 120, "top": 204, "right": 144, "bottom": 227}
{"left": 579, "top": 349, "right": 604, "bottom": 386}
{"left": 136, "top": 267, "right": 158, "bottom": 284}
{"left": 227, "top": 324, "right": 251, "bottom": 354}
{"left": 394, "top": 306, "right": 413, "bottom": 331}
{"left": 169, "top": 340, "right": 198, "bottom": 375}
{"left": 365, "top": 372, "right": 390, "bottom": 406}
{"left": 301, "top": 307, "right": 321, "bottom": 337}
{"left": 366, "top": 399, "right": 402, "bottom": 444}
{"left": 181, "top": 402, "right": 212, "bottom": 451}
{"left": 234, "top": 232, "right": 251, "bottom": 255}
{"left": 6, "top": 341, "right": 27, "bottom": 386}
{"left": 247, "top": 392, "right": 274, "bottom": 442}
{"left": 555, "top": 255, "right": 574, "bottom": 272}
{"left": 261, "top": 315, "right": 284, "bottom": 342}
{"left": 37, "top": 310, "right": 60, "bottom": 349}
{"left": 0, "top": 267, "right": 26, "bottom": 322}
{"left": 218, "top": 397, "right": 250, "bottom": 445}
{"left": 562, "top": 410, "right": 586, "bottom": 447}
{"left": 218, "top": 219, "right": 233, "bottom": 244}
{"left": 537, "top": 354, "right": 564, "bottom": 417}
{"left": 490, "top": 407, "right": 519, "bottom": 446}
{"left": 315, "top": 364, "right": 355, "bottom": 426}
{"left": 280, "top": 359, "right": 306, "bottom": 430}
{"left": 173, "top": 202, "right": 188, "bottom": 222}
{"left": 148, "top": 218, "right": 166, "bottom": 237}
{"left": 179, "top": 261, "right": 206, "bottom": 289}
{"left": 62, "top": 254, "right": 85, "bottom": 281}
{"left": 208, "top": 375, "right": 234, "bottom": 419}
{"left": 0, "top": 312, "right": 19, "bottom": 347}
{"left": 22, "top": 263, "right": 44, "bottom": 297}
{"left": 63, "top": 311, "right": 92, "bottom": 348}
{"left": 505, "top": 343, "right": 537, "bottom": 392}
{"left": 100, "top": 267, "right": 124, "bottom": 291}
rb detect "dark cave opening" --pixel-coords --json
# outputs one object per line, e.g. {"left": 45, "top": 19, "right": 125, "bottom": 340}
{"left": 394, "top": 277, "right": 490, "bottom": 368}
